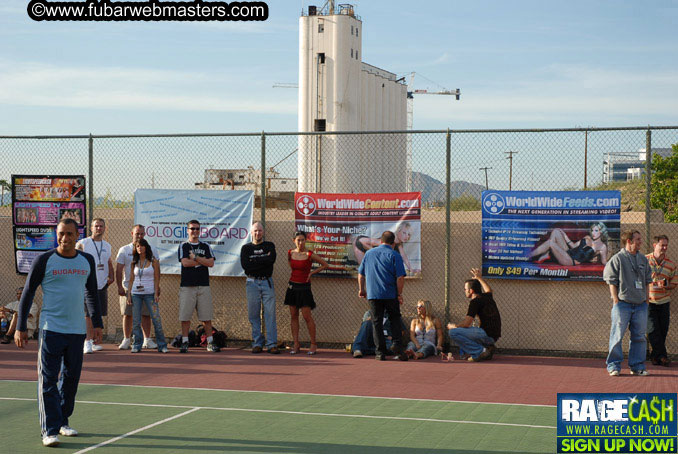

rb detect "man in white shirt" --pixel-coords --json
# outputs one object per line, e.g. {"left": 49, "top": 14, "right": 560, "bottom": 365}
{"left": 115, "top": 224, "right": 158, "bottom": 350}
{"left": 1, "top": 286, "right": 39, "bottom": 343}
{"left": 76, "top": 218, "right": 114, "bottom": 353}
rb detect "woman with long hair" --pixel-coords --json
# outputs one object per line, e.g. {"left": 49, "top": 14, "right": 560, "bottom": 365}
{"left": 353, "top": 222, "right": 419, "bottom": 274}
{"left": 285, "top": 231, "right": 328, "bottom": 355}
{"left": 530, "top": 222, "right": 609, "bottom": 266}
{"left": 127, "top": 239, "right": 168, "bottom": 353}
{"left": 404, "top": 299, "right": 443, "bottom": 360}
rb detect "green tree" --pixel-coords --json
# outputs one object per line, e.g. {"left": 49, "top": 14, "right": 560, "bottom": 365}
{"left": 449, "top": 194, "right": 481, "bottom": 211}
{"left": 650, "top": 144, "right": 678, "bottom": 222}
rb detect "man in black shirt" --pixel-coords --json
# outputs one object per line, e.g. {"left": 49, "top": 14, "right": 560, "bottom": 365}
{"left": 240, "top": 221, "right": 279, "bottom": 354}
{"left": 177, "top": 220, "right": 218, "bottom": 353}
{"left": 447, "top": 268, "right": 501, "bottom": 362}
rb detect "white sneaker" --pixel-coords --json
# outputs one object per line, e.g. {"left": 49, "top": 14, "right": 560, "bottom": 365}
{"left": 83, "top": 340, "right": 93, "bottom": 354}
{"left": 143, "top": 338, "right": 157, "bottom": 349}
{"left": 42, "top": 435, "right": 60, "bottom": 447}
{"left": 159, "top": 346, "right": 169, "bottom": 353}
{"left": 92, "top": 343, "right": 103, "bottom": 351}
{"left": 59, "top": 426, "right": 78, "bottom": 436}
{"left": 118, "top": 338, "right": 131, "bottom": 350}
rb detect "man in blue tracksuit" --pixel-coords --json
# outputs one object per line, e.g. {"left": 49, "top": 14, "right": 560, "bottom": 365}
{"left": 15, "top": 218, "right": 102, "bottom": 447}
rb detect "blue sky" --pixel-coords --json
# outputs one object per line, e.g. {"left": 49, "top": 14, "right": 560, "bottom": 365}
{"left": 1, "top": 0, "right": 677, "bottom": 135}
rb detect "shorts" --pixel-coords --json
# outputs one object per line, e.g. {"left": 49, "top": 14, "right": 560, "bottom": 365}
{"left": 283, "top": 282, "right": 316, "bottom": 309}
{"left": 179, "top": 286, "right": 213, "bottom": 321}
{"left": 120, "top": 295, "right": 149, "bottom": 317}
{"left": 84, "top": 288, "right": 108, "bottom": 317}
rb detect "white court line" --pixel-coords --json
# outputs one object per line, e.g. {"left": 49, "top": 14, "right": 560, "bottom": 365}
{"left": 0, "top": 379, "right": 555, "bottom": 408}
{"left": 73, "top": 407, "right": 200, "bottom": 454}
{"left": 0, "top": 397, "right": 556, "bottom": 430}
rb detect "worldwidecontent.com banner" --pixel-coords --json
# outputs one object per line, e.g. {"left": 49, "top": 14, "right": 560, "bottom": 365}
{"left": 557, "top": 393, "right": 677, "bottom": 453}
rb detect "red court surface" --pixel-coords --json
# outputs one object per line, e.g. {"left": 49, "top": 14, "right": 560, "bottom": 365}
{"left": 2, "top": 344, "right": 676, "bottom": 406}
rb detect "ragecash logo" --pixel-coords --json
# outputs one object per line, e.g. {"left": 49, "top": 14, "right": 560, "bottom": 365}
{"left": 296, "top": 195, "right": 317, "bottom": 216}
{"left": 557, "top": 393, "right": 677, "bottom": 453}
{"left": 483, "top": 192, "right": 506, "bottom": 215}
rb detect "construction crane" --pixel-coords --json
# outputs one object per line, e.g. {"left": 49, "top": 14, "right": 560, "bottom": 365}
{"left": 398, "top": 72, "right": 461, "bottom": 190}
{"left": 272, "top": 83, "right": 298, "bottom": 88}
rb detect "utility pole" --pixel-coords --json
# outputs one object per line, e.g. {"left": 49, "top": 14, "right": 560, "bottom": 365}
{"left": 505, "top": 151, "right": 518, "bottom": 190}
{"left": 479, "top": 167, "right": 492, "bottom": 190}
{"left": 584, "top": 130, "right": 588, "bottom": 189}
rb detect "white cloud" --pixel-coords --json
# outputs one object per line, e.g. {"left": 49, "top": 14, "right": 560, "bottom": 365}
{"left": 0, "top": 60, "right": 297, "bottom": 114}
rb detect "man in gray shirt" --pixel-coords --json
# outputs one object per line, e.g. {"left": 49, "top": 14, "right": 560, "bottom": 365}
{"left": 603, "top": 230, "right": 652, "bottom": 376}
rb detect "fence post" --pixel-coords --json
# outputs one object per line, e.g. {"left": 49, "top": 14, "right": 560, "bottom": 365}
{"left": 645, "top": 128, "right": 652, "bottom": 252}
{"left": 260, "top": 131, "right": 266, "bottom": 228}
{"left": 444, "top": 129, "right": 451, "bottom": 324}
{"left": 88, "top": 134, "right": 93, "bottom": 232}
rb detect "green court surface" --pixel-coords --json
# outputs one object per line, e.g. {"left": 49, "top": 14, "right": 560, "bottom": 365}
{"left": 0, "top": 380, "right": 556, "bottom": 453}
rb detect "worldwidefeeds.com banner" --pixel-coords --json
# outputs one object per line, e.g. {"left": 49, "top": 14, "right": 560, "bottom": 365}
{"left": 557, "top": 393, "right": 677, "bottom": 453}
{"left": 294, "top": 192, "right": 422, "bottom": 278}
{"left": 481, "top": 190, "right": 621, "bottom": 281}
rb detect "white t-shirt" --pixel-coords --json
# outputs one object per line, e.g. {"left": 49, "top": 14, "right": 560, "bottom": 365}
{"left": 116, "top": 243, "right": 159, "bottom": 290}
{"left": 76, "top": 237, "right": 112, "bottom": 290}
{"left": 6, "top": 300, "right": 38, "bottom": 332}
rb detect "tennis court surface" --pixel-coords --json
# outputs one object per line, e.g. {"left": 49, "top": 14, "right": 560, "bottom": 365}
{"left": 2, "top": 344, "right": 676, "bottom": 453}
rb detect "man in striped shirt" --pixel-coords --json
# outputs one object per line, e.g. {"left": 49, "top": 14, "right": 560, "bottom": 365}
{"left": 646, "top": 235, "right": 676, "bottom": 367}
{"left": 15, "top": 218, "right": 102, "bottom": 447}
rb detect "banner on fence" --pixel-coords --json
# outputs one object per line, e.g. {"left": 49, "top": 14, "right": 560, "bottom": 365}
{"left": 12, "top": 175, "right": 87, "bottom": 274}
{"left": 481, "top": 190, "right": 621, "bottom": 281}
{"left": 134, "top": 189, "right": 254, "bottom": 276}
{"left": 294, "top": 192, "right": 422, "bottom": 277}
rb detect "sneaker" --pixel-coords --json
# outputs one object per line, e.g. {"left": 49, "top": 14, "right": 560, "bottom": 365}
{"left": 630, "top": 369, "right": 649, "bottom": 376}
{"left": 1, "top": 335, "right": 12, "bottom": 344}
{"left": 353, "top": 350, "right": 363, "bottom": 358}
{"left": 394, "top": 354, "right": 409, "bottom": 361}
{"left": 468, "top": 348, "right": 492, "bottom": 362}
{"left": 92, "top": 343, "right": 103, "bottom": 351}
{"left": 487, "top": 345, "right": 497, "bottom": 360}
{"left": 131, "top": 347, "right": 141, "bottom": 353}
{"left": 375, "top": 353, "right": 385, "bottom": 361}
{"left": 143, "top": 338, "right": 157, "bottom": 349}
{"left": 267, "top": 347, "right": 281, "bottom": 354}
{"left": 159, "top": 346, "right": 169, "bottom": 353}
{"left": 207, "top": 342, "right": 220, "bottom": 352}
{"left": 118, "top": 338, "right": 131, "bottom": 350}
{"left": 59, "top": 426, "right": 78, "bottom": 437}
{"left": 608, "top": 370, "right": 620, "bottom": 376}
{"left": 252, "top": 346, "right": 263, "bottom": 354}
{"left": 83, "top": 340, "right": 93, "bottom": 354}
{"left": 42, "top": 435, "right": 60, "bottom": 447}
{"left": 180, "top": 341, "right": 189, "bottom": 353}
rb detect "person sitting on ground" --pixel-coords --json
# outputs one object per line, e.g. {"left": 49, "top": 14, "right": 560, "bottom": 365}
{"left": 351, "top": 310, "right": 407, "bottom": 358}
{"left": 1, "top": 287, "right": 38, "bottom": 343}
{"left": 404, "top": 300, "right": 443, "bottom": 360}
{"left": 447, "top": 268, "right": 501, "bottom": 362}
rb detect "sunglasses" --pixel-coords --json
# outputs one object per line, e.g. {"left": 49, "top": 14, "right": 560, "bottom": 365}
{"left": 188, "top": 227, "right": 200, "bottom": 231}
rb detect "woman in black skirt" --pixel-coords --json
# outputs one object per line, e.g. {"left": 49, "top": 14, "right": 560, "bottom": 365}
{"left": 285, "top": 231, "right": 328, "bottom": 355}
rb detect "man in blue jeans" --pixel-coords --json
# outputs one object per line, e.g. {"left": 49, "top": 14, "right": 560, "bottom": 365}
{"left": 240, "top": 222, "right": 279, "bottom": 354}
{"left": 351, "top": 310, "right": 407, "bottom": 357}
{"left": 448, "top": 268, "right": 501, "bottom": 362}
{"left": 603, "top": 230, "right": 652, "bottom": 376}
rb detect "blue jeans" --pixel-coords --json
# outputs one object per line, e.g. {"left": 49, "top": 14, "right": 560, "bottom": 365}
{"left": 607, "top": 301, "right": 648, "bottom": 372}
{"left": 246, "top": 278, "right": 277, "bottom": 348}
{"left": 38, "top": 330, "right": 86, "bottom": 437}
{"left": 449, "top": 327, "right": 495, "bottom": 359}
{"left": 131, "top": 294, "right": 167, "bottom": 350}
{"left": 352, "top": 320, "right": 393, "bottom": 355}
{"left": 406, "top": 341, "right": 436, "bottom": 359}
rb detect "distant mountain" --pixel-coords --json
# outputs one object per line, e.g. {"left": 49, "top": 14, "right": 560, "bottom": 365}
{"left": 411, "top": 171, "right": 486, "bottom": 204}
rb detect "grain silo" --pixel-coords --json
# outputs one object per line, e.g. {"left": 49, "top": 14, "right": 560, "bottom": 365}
{"left": 298, "top": 2, "right": 408, "bottom": 193}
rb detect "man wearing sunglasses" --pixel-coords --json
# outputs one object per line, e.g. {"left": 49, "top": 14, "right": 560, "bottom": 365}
{"left": 178, "top": 220, "right": 218, "bottom": 353}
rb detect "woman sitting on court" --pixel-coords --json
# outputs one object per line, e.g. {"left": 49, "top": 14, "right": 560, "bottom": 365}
{"left": 404, "top": 300, "right": 443, "bottom": 360}
{"left": 126, "top": 239, "right": 168, "bottom": 353}
{"left": 285, "top": 231, "right": 328, "bottom": 355}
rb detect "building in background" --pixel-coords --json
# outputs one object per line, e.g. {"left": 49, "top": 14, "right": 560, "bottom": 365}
{"left": 195, "top": 168, "right": 296, "bottom": 208}
{"left": 298, "top": 3, "right": 408, "bottom": 193}
{"left": 603, "top": 148, "right": 672, "bottom": 183}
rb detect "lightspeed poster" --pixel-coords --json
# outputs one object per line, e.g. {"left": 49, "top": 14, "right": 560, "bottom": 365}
{"left": 481, "top": 190, "right": 621, "bottom": 281}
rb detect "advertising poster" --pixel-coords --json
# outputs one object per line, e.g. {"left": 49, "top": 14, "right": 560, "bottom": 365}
{"left": 557, "top": 393, "right": 677, "bottom": 453}
{"left": 134, "top": 189, "right": 254, "bottom": 276}
{"left": 481, "top": 190, "right": 621, "bottom": 281}
{"left": 12, "top": 175, "right": 87, "bottom": 274}
{"left": 294, "top": 192, "right": 422, "bottom": 277}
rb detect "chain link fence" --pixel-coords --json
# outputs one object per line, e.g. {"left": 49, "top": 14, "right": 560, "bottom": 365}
{"left": 1, "top": 126, "right": 677, "bottom": 355}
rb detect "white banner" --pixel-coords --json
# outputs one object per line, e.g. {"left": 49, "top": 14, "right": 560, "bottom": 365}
{"left": 134, "top": 189, "right": 254, "bottom": 276}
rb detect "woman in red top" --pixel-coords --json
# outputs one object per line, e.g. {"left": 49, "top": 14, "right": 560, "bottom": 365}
{"left": 285, "top": 231, "right": 328, "bottom": 355}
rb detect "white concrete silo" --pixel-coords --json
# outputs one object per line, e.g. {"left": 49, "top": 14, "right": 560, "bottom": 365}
{"left": 298, "top": 3, "right": 407, "bottom": 193}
